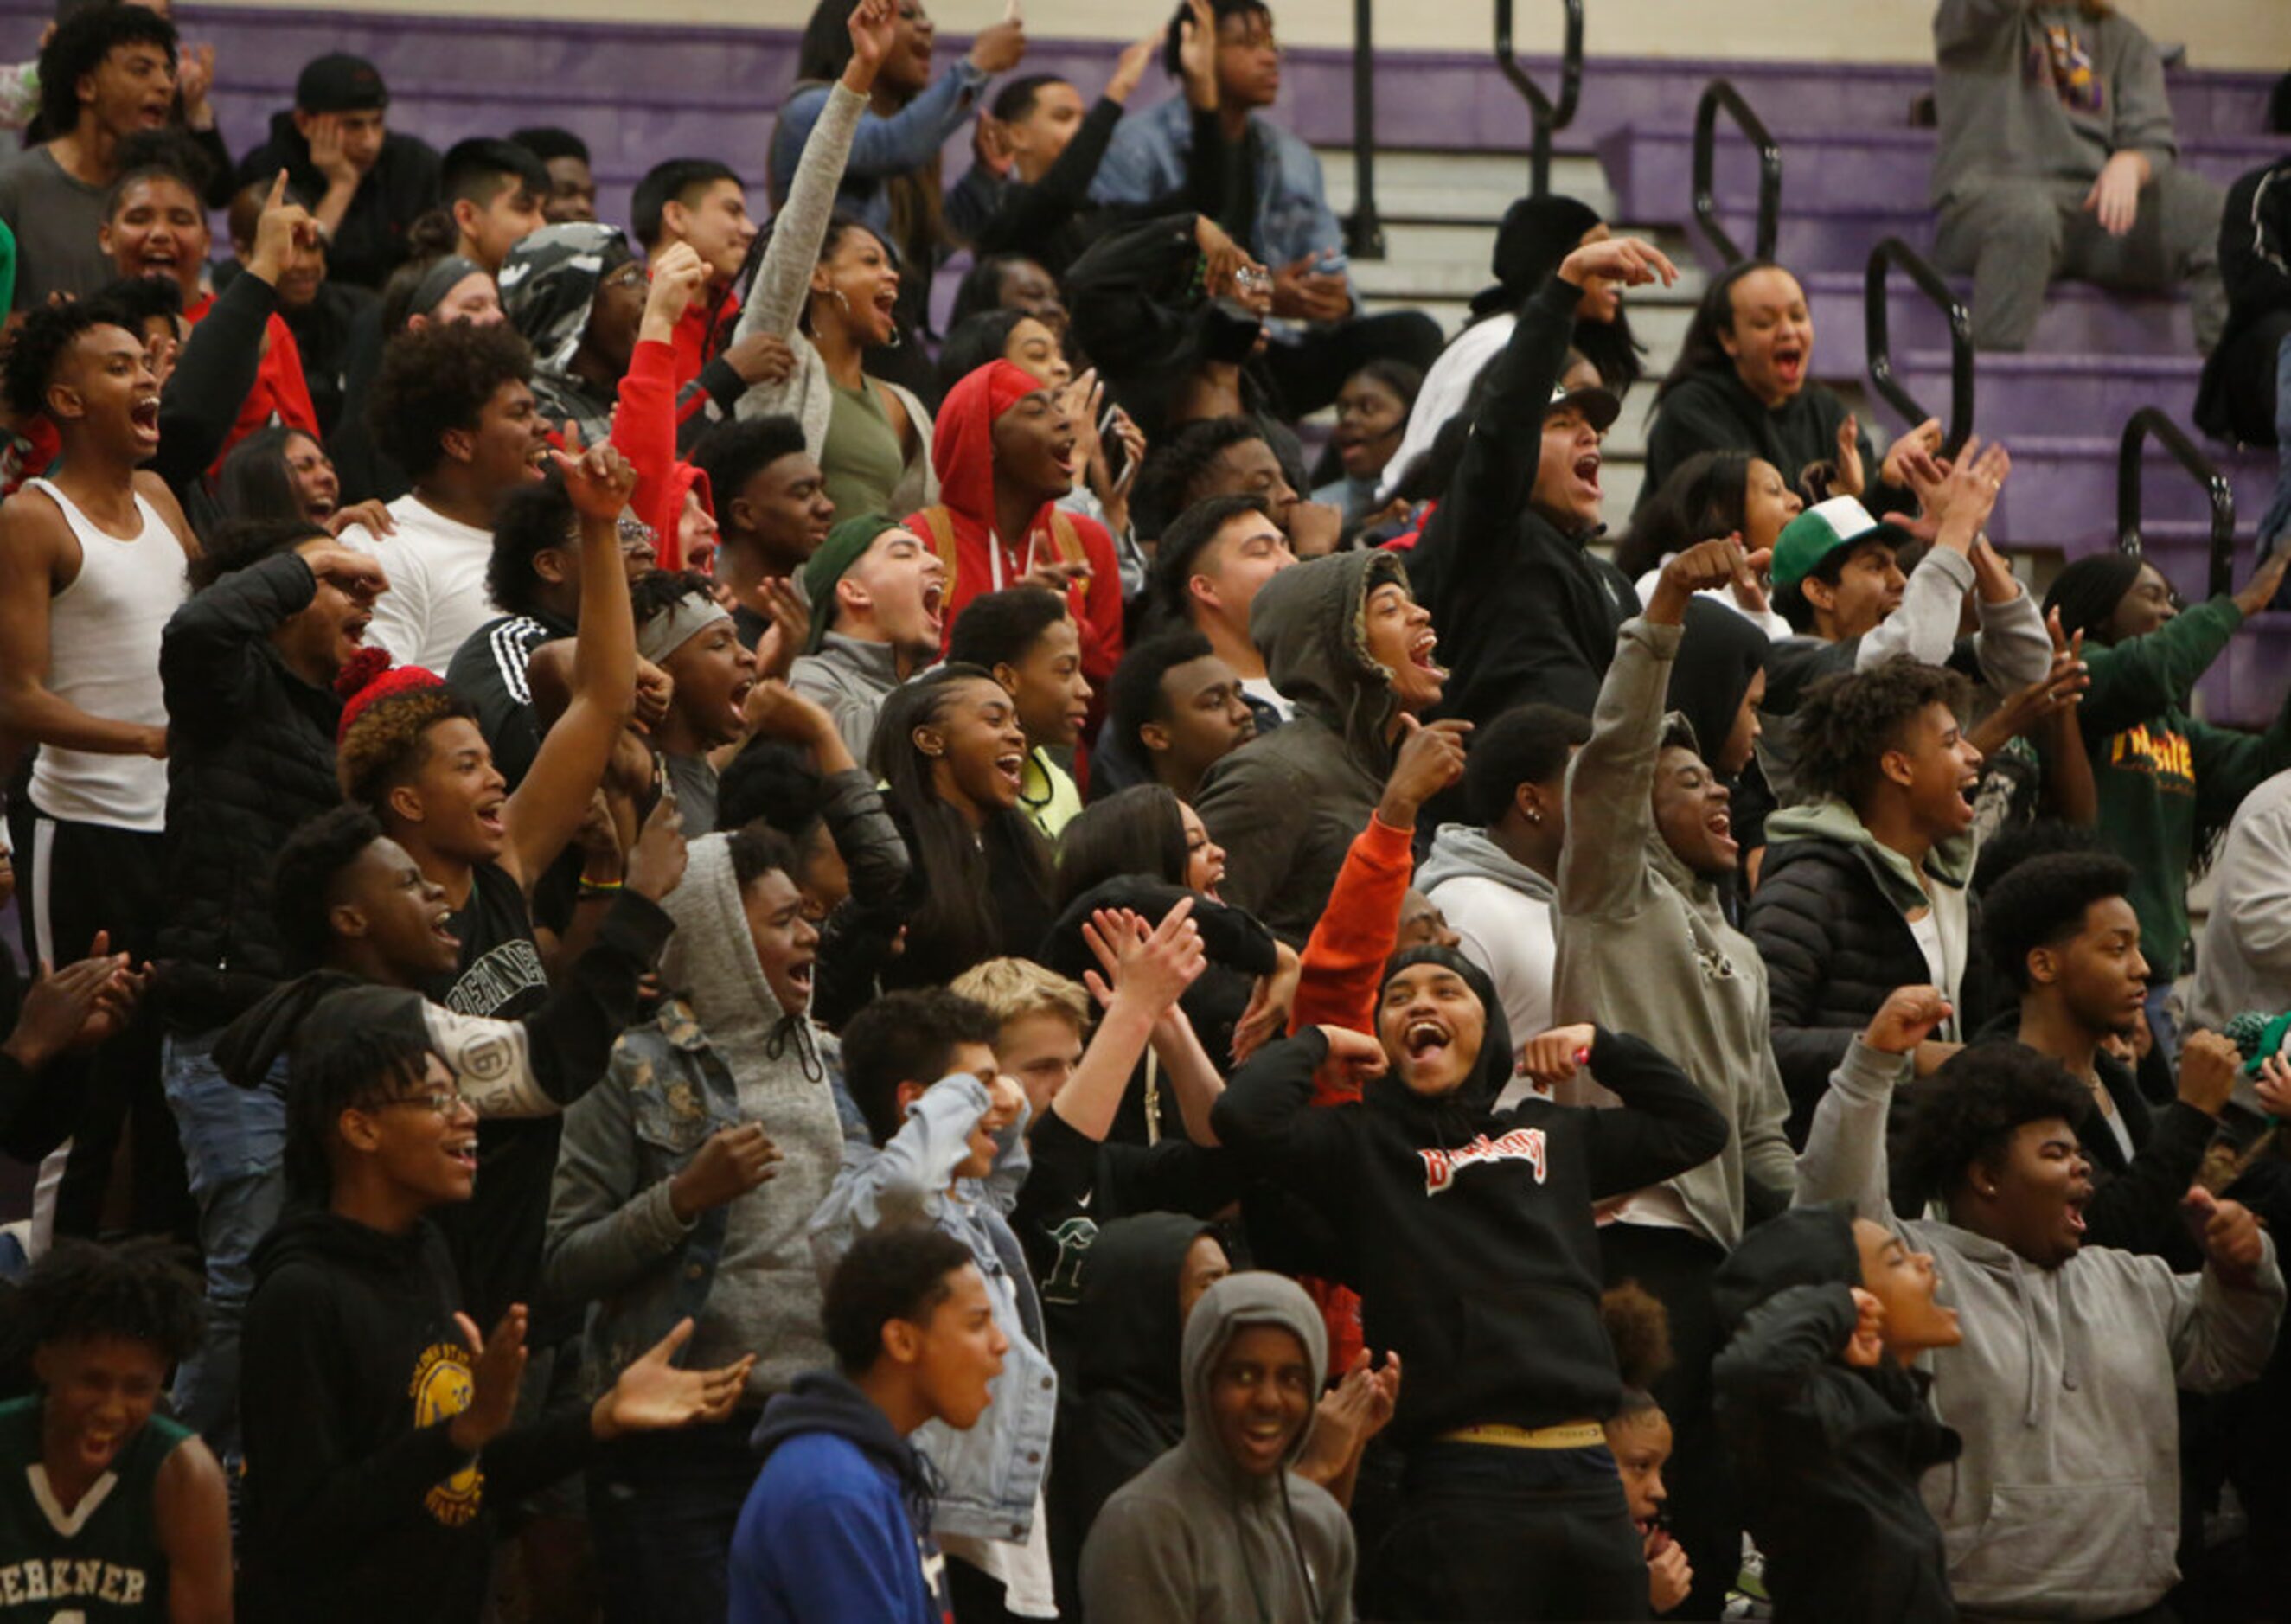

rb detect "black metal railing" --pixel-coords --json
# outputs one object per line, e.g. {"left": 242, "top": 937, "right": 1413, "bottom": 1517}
{"left": 1689, "top": 80, "right": 1780, "bottom": 265}
{"left": 1345, "top": 0, "right": 1385, "bottom": 258}
{"left": 1865, "top": 236, "right": 1974, "bottom": 458}
{"left": 2118, "top": 407, "right": 2237, "bottom": 600}
{"left": 1494, "top": 0, "right": 1583, "bottom": 197}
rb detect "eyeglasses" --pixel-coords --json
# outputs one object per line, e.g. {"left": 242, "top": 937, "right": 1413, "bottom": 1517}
{"left": 376, "top": 1088, "right": 475, "bottom": 1119}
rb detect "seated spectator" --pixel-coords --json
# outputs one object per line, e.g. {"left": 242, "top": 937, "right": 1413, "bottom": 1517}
{"left": 547, "top": 822, "right": 844, "bottom": 1622}
{"left": 1750, "top": 658, "right": 1986, "bottom": 1140}
{"left": 224, "top": 177, "right": 375, "bottom": 442}
{"left": 1410, "top": 235, "right": 1661, "bottom": 727}
{"left": 4, "top": 1238, "right": 230, "bottom": 1619}
{"left": 2045, "top": 548, "right": 2291, "bottom": 1049}
{"left": 1382, "top": 194, "right": 1644, "bottom": 503}
{"left": 1418, "top": 701, "right": 1589, "bottom": 1057}
{"left": 2194, "top": 155, "right": 2291, "bottom": 454}
{"left": 345, "top": 322, "right": 550, "bottom": 669}
{"left": 1708, "top": 1202, "right": 1961, "bottom": 1624}
{"left": 868, "top": 667, "right": 1056, "bottom": 990}
{"left": 1211, "top": 952, "right": 1728, "bottom": 1619}
{"left": 691, "top": 415, "right": 836, "bottom": 643}
{"left": 1613, "top": 450, "right": 1801, "bottom": 639}
{"left": 1194, "top": 550, "right": 1444, "bottom": 946}
{"left": 1313, "top": 359, "right": 1419, "bottom": 530}
{"left": 729, "top": 1227, "right": 1005, "bottom": 1624}
{"left": 1078, "top": 1272, "right": 1354, "bottom": 1624}
{"left": 789, "top": 513, "right": 946, "bottom": 764}
{"left": 512, "top": 125, "right": 598, "bottom": 225}
{"left": 732, "top": 4, "right": 939, "bottom": 518}
{"left": 1091, "top": 0, "right": 1441, "bottom": 419}
{"left": 1641, "top": 259, "right": 1936, "bottom": 515}
{"left": 1796, "top": 991, "right": 2283, "bottom": 1621}
{"left": 947, "top": 585, "right": 1091, "bottom": 839}
{"left": 1981, "top": 850, "right": 2232, "bottom": 1253}
{"left": 234, "top": 51, "right": 441, "bottom": 291}
{"left": 630, "top": 570, "right": 760, "bottom": 833}
{"left": 965, "top": 45, "right": 1157, "bottom": 275}
{"left": 236, "top": 1022, "right": 752, "bottom": 1624}
{"left": 1104, "top": 628, "right": 1257, "bottom": 803}
{"left": 0, "top": 5, "right": 181, "bottom": 310}
{"left": 437, "top": 137, "right": 546, "bottom": 278}
{"left": 1146, "top": 494, "right": 1295, "bottom": 731}
{"left": 1932, "top": 0, "right": 2225, "bottom": 353}
{"left": 915, "top": 363, "right": 1123, "bottom": 697}
{"left": 808, "top": 988, "right": 1059, "bottom": 1621}
{"left": 771, "top": 0, "right": 1027, "bottom": 361}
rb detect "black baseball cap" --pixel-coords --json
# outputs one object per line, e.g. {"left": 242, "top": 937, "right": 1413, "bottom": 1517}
{"left": 296, "top": 53, "right": 388, "bottom": 115}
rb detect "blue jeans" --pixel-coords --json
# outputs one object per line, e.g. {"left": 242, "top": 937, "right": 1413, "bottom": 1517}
{"left": 2265, "top": 333, "right": 2291, "bottom": 551}
{"left": 161, "top": 1027, "right": 286, "bottom": 1449}
{"left": 586, "top": 1414, "right": 762, "bottom": 1624}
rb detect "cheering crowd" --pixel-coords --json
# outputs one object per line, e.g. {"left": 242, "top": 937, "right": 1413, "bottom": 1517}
{"left": 0, "top": 0, "right": 2288, "bottom": 1619}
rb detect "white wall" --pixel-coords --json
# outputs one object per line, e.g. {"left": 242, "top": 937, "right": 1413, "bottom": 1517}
{"left": 189, "top": 0, "right": 2289, "bottom": 68}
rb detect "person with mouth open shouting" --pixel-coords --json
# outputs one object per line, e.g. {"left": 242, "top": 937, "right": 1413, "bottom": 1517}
{"left": 1795, "top": 986, "right": 2285, "bottom": 1622}
{"left": 1209, "top": 946, "right": 1726, "bottom": 1620}
{"left": 1552, "top": 537, "right": 1799, "bottom": 1619}
{"left": 629, "top": 569, "right": 762, "bottom": 837}
{"left": 790, "top": 512, "right": 948, "bottom": 767}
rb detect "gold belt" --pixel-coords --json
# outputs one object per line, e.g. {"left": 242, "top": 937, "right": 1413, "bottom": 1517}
{"left": 1437, "top": 1421, "right": 1606, "bottom": 1450}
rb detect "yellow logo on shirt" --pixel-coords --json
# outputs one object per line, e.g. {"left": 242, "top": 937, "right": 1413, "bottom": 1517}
{"left": 410, "top": 1343, "right": 485, "bottom": 1527}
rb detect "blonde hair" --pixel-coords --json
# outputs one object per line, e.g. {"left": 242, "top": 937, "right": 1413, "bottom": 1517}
{"left": 949, "top": 957, "right": 1092, "bottom": 1032}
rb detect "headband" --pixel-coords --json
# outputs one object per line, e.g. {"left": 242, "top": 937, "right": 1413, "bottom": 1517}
{"left": 636, "top": 591, "right": 733, "bottom": 664}
{"left": 408, "top": 254, "right": 485, "bottom": 321}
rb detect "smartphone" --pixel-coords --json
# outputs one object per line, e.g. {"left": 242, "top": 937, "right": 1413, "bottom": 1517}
{"left": 1097, "top": 404, "right": 1127, "bottom": 489}
{"left": 1317, "top": 251, "right": 1350, "bottom": 278}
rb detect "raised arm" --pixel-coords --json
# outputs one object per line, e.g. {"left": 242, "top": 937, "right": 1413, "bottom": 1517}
{"left": 1528, "top": 1026, "right": 1730, "bottom": 1198}
{"left": 1053, "top": 899, "right": 1206, "bottom": 1141}
{"left": 1712, "top": 1280, "right": 1865, "bottom": 1407}
{"left": 159, "top": 546, "right": 379, "bottom": 735}
{"left": 2166, "top": 1194, "right": 2286, "bottom": 1392}
{"left": 1854, "top": 438, "right": 2008, "bottom": 672}
{"left": 1208, "top": 1026, "right": 1372, "bottom": 1205}
{"left": 1793, "top": 985, "right": 1951, "bottom": 1222}
{"left": 502, "top": 443, "right": 639, "bottom": 892}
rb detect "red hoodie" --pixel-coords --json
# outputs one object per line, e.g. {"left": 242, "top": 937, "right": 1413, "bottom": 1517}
{"left": 909, "top": 361, "right": 1123, "bottom": 691}
{"left": 610, "top": 336, "right": 706, "bottom": 568}
{"left": 183, "top": 292, "right": 318, "bottom": 471}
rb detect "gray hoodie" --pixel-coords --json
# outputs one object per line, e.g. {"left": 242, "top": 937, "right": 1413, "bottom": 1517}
{"left": 1079, "top": 1272, "right": 1355, "bottom": 1624}
{"left": 790, "top": 631, "right": 912, "bottom": 766}
{"left": 1799, "top": 1038, "right": 2285, "bottom": 1619}
{"left": 1418, "top": 822, "right": 1559, "bottom": 1088}
{"left": 546, "top": 834, "right": 846, "bottom": 1400}
{"left": 1552, "top": 617, "right": 1796, "bottom": 1249}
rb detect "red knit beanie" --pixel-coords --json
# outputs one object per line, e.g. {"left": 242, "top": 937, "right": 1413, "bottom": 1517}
{"left": 334, "top": 647, "right": 445, "bottom": 743}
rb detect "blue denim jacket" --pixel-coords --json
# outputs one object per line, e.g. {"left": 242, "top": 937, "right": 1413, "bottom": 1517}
{"left": 807, "top": 1075, "right": 1056, "bottom": 1542}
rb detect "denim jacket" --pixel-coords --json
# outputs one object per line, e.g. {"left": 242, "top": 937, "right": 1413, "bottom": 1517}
{"left": 808, "top": 1074, "right": 1057, "bottom": 1542}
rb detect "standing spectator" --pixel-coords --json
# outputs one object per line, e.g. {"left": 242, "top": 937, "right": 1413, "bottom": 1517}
{"left": 966, "top": 42, "right": 1159, "bottom": 274}
{"left": 630, "top": 572, "right": 760, "bottom": 834}
{"left": 0, "top": 4, "right": 178, "bottom": 310}
{"left": 1932, "top": 0, "right": 2227, "bottom": 352}
{"left": 1091, "top": 0, "right": 1441, "bottom": 419}
{"left": 1148, "top": 493, "right": 1296, "bottom": 732}
{"left": 234, "top": 52, "right": 442, "bottom": 291}
{"left": 789, "top": 513, "right": 947, "bottom": 764}
{"left": 513, "top": 125, "right": 598, "bottom": 225}
{"left": 1613, "top": 451, "right": 1801, "bottom": 639}
{"left": 692, "top": 416, "right": 835, "bottom": 643}
{"left": 224, "top": 176, "right": 378, "bottom": 442}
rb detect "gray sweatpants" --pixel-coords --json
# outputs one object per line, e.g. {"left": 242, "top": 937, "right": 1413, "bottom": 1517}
{"left": 1935, "top": 168, "right": 2227, "bottom": 353}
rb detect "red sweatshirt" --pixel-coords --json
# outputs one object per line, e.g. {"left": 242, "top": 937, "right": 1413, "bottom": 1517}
{"left": 184, "top": 292, "right": 318, "bottom": 471}
{"left": 610, "top": 337, "right": 702, "bottom": 568}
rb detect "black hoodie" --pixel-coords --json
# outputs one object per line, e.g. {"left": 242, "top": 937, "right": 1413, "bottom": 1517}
{"left": 1211, "top": 946, "right": 1729, "bottom": 1442}
{"left": 1710, "top": 1204, "right": 1960, "bottom": 1624}
{"left": 234, "top": 112, "right": 443, "bottom": 291}
{"left": 236, "top": 1212, "right": 593, "bottom": 1624}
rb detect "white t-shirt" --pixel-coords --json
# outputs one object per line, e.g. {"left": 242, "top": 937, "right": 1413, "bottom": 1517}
{"left": 1379, "top": 315, "right": 1513, "bottom": 503}
{"left": 1427, "top": 875, "right": 1558, "bottom": 1109}
{"left": 345, "top": 493, "right": 498, "bottom": 672}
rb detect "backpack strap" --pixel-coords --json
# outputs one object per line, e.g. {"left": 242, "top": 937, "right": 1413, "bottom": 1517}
{"left": 913, "top": 506, "right": 960, "bottom": 602}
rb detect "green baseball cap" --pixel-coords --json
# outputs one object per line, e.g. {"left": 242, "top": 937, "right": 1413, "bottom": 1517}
{"left": 800, "top": 513, "right": 904, "bottom": 654}
{"left": 1769, "top": 496, "right": 1914, "bottom": 591}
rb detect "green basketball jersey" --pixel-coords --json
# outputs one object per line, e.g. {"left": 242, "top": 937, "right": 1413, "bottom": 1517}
{"left": 0, "top": 1394, "right": 189, "bottom": 1619}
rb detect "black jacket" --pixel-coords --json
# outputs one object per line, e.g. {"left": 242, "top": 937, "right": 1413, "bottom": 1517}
{"left": 1212, "top": 1019, "right": 1728, "bottom": 1442}
{"left": 155, "top": 551, "right": 344, "bottom": 1027}
{"left": 237, "top": 1212, "right": 593, "bottom": 1624}
{"left": 2196, "top": 158, "right": 2291, "bottom": 446}
{"left": 1641, "top": 367, "right": 1909, "bottom": 515}
{"left": 1711, "top": 1205, "right": 1959, "bottom": 1624}
{"left": 969, "top": 96, "right": 1125, "bottom": 276}
{"left": 1409, "top": 272, "right": 1641, "bottom": 727}
{"left": 235, "top": 114, "right": 442, "bottom": 291}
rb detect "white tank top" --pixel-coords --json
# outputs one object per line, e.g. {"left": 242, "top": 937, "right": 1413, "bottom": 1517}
{"left": 24, "top": 476, "right": 184, "bottom": 832}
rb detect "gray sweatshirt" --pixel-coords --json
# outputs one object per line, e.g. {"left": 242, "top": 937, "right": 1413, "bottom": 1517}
{"left": 1798, "top": 1038, "right": 2285, "bottom": 1619}
{"left": 1552, "top": 617, "right": 1796, "bottom": 1249}
{"left": 1933, "top": 0, "right": 2179, "bottom": 205}
{"left": 1418, "top": 822, "right": 1561, "bottom": 1092}
{"left": 1079, "top": 1272, "right": 1355, "bottom": 1624}
{"left": 789, "top": 630, "right": 912, "bottom": 766}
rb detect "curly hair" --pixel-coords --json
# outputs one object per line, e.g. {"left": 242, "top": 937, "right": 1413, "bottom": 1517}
{"left": 1895, "top": 1041, "right": 2091, "bottom": 1210}
{"left": 1790, "top": 655, "right": 1968, "bottom": 807}
{"left": 1600, "top": 1281, "right": 1673, "bottom": 1406}
{"left": 18, "top": 1237, "right": 204, "bottom": 1364}
{"left": 1132, "top": 419, "right": 1270, "bottom": 545}
{"left": 336, "top": 687, "right": 476, "bottom": 811}
{"left": 367, "top": 320, "right": 534, "bottom": 481}
{"left": 840, "top": 987, "right": 1002, "bottom": 1146}
{"left": 1, "top": 302, "right": 116, "bottom": 420}
{"left": 486, "top": 475, "right": 577, "bottom": 618}
{"left": 1981, "top": 851, "right": 2137, "bottom": 994}
{"left": 630, "top": 566, "right": 723, "bottom": 630}
{"left": 822, "top": 1226, "right": 978, "bottom": 1376}
{"left": 271, "top": 804, "right": 387, "bottom": 973}
{"left": 37, "top": 3, "right": 177, "bottom": 141}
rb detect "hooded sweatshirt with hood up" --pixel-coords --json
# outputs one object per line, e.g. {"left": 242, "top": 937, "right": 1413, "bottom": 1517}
{"left": 1196, "top": 549, "right": 1412, "bottom": 947}
{"left": 1553, "top": 617, "right": 1796, "bottom": 1250}
{"left": 1079, "top": 1271, "right": 1355, "bottom": 1624}
{"left": 1798, "top": 1037, "right": 2286, "bottom": 1620}
{"left": 1213, "top": 947, "right": 1730, "bottom": 1442}
{"left": 1417, "top": 822, "right": 1559, "bottom": 1075}
{"left": 1709, "top": 1202, "right": 1961, "bottom": 1624}
{"left": 547, "top": 833, "right": 844, "bottom": 1402}
{"left": 730, "top": 1368, "right": 955, "bottom": 1624}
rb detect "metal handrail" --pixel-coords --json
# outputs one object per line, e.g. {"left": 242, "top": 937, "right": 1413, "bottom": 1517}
{"left": 1690, "top": 79, "right": 1780, "bottom": 265}
{"left": 2118, "top": 407, "right": 2237, "bottom": 600}
{"left": 1494, "top": 0, "right": 1583, "bottom": 197}
{"left": 1865, "top": 236, "right": 1974, "bottom": 458}
{"left": 1345, "top": 0, "right": 1384, "bottom": 258}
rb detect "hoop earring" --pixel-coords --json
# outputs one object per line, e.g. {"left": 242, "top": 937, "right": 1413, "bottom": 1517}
{"left": 830, "top": 287, "right": 852, "bottom": 316}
